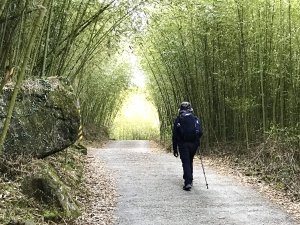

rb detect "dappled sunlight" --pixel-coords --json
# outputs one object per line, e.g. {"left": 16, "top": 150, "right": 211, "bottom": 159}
{"left": 111, "top": 91, "right": 160, "bottom": 140}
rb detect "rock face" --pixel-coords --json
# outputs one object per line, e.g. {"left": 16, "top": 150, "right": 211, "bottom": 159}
{"left": 0, "top": 78, "right": 80, "bottom": 158}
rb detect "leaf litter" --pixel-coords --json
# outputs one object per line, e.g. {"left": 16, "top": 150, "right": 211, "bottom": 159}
{"left": 74, "top": 149, "right": 117, "bottom": 225}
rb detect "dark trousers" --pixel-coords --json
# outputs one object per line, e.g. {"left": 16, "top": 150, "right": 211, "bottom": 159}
{"left": 179, "top": 142, "right": 198, "bottom": 185}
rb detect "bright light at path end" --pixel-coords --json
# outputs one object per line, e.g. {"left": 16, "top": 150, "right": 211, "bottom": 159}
{"left": 132, "top": 69, "right": 145, "bottom": 88}
{"left": 111, "top": 92, "right": 160, "bottom": 140}
{"left": 123, "top": 93, "right": 159, "bottom": 126}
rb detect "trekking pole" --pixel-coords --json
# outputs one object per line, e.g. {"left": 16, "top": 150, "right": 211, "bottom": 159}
{"left": 198, "top": 148, "right": 209, "bottom": 189}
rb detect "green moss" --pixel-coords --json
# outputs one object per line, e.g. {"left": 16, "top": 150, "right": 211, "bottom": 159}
{"left": 47, "top": 89, "right": 79, "bottom": 120}
{"left": 43, "top": 209, "right": 61, "bottom": 221}
{"left": 0, "top": 147, "right": 85, "bottom": 224}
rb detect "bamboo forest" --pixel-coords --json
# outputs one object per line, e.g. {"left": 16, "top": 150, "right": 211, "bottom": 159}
{"left": 0, "top": 0, "right": 299, "bottom": 224}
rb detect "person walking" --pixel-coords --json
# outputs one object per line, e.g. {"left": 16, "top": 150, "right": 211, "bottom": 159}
{"left": 172, "top": 102, "right": 203, "bottom": 191}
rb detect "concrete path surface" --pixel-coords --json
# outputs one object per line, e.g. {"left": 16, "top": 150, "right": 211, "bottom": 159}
{"left": 92, "top": 140, "right": 298, "bottom": 225}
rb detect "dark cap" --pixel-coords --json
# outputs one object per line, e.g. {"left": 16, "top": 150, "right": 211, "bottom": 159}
{"left": 179, "top": 101, "right": 191, "bottom": 111}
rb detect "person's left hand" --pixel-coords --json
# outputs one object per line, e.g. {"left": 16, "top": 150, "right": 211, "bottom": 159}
{"left": 173, "top": 150, "right": 179, "bottom": 157}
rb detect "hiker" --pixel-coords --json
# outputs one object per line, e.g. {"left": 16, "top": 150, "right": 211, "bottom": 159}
{"left": 172, "top": 101, "right": 203, "bottom": 191}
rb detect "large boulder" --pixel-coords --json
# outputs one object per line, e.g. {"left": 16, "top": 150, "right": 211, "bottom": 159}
{"left": 0, "top": 78, "right": 80, "bottom": 158}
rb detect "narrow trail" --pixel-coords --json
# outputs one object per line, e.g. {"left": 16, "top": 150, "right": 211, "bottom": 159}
{"left": 91, "top": 140, "right": 298, "bottom": 225}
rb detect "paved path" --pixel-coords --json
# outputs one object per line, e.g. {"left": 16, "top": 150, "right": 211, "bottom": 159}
{"left": 92, "top": 140, "right": 298, "bottom": 225}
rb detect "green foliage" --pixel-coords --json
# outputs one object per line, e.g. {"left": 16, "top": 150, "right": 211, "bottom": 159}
{"left": 79, "top": 53, "right": 132, "bottom": 129}
{"left": 112, "top": 122, "right": 159, "bottom": 140}
{"left": 0, "top": 0, "right": 148, "bottom": 147}
{"left": 136, "top": 0, "right": 300, "bottom": 147}
{"left": 42, "top": 209, "right": 61, "bottom": 221}
{"left": 225, "top": 96, "right": 259, "bottom": 113}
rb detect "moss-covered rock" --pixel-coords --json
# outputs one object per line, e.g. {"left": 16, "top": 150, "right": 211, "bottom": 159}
{"left": 22, "top": 161, "right": 81, "bottom": 220}
{"left": 0, "top": 78, "right": 80, "bottom": 158}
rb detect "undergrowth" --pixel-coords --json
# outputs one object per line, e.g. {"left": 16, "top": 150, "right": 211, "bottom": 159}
{"left": 0, "top": 147, "right": 86, "bottom": 225}
{"left": 208, "top": 126, "right": 300, "bottom": 202}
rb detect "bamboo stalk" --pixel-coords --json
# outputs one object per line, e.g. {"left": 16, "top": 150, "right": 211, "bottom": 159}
{"left": 0, "top": 3, "right": 47, "bottom": 154}
{"left": 0, "top": 0, "right": 8, "bottom": 18}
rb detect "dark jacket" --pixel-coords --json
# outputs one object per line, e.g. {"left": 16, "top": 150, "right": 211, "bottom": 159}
{"left": 172, "top": 111, "right": 203, "bottom": 151}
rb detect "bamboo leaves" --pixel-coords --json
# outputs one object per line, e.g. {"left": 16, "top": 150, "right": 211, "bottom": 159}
{"left": 137, "top": 0, "right": 300, "bottom": 147}
{"left": 0, "top": 0, "right": 148, "bottom": 155}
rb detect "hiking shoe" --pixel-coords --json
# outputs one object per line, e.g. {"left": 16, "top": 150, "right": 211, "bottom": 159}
{"left": 183, "top": 184, "right": 192, "bottom": 191}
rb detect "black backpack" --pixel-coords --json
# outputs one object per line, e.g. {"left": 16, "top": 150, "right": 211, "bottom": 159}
{"left": 179, "top": 113, "right": 197, "bottom": 142}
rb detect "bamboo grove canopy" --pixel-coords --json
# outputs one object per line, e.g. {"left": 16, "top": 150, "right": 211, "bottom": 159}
{"left": 0, "top": 0, "right": 146, "bottom": 140}
{"left": 136, "top": 0, "right": 300, "bottom": 148}
{"left": 0, "top": 0, "right": 299, "bottom": 150}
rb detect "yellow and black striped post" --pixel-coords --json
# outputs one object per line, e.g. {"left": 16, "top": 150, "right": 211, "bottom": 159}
{"left": 76, "top": 99, "right": 83, "bottom": 141}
